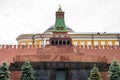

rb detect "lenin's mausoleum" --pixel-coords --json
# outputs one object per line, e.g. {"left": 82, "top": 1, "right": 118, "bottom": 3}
{"left": 0, "top": 6, "right": 120, "bottom": 80}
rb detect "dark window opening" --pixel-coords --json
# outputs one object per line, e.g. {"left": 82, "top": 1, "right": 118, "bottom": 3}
{"left": 52, "top": 41, "right": 54, "bottom": 45}
{"left": 67, "top": 41, "right": 69, "bottom": 45}
{"left": 63, "top": 41, "right": 66, "bottom": 45}
{"left": 59, "top": 41, "right": 62, "bottom": 45}
{"left": 55, "top": 40, "right": 58, "bottom": 45}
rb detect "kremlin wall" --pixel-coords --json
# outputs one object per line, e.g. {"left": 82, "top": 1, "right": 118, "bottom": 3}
{"left": 0, "top": 6, "right": 120, "bottom": 80}
{"left": 0, "top": 45, "right": 120, "bottom": 80}
{"left": 0, "top": 45, "right": 120, "bottom": 65}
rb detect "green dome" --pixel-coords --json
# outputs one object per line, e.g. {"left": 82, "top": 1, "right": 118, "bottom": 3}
{"left": 44, "top": 25, "right": 74, "bottom": 34}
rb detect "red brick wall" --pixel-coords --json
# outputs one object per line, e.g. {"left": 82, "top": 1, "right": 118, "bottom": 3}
{"left": 10, "top": 71, "right": 21, "bottom": 80}
{"left": 100, "top": 72, "right": 108, "bottom": 80}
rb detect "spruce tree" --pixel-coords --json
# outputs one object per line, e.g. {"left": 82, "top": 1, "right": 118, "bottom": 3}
{"left": 108, "top": 60, "right": 120, "bottom": 80}
{"left": 88, "top": 64, "right": 102, "bottom": 80}
{"left": 20, "top": 61, "right": 35, "bottom": 80}
{"left": 0, "top": 62, "right": 10, "bottom": 80}
{"left": 0, "top": 65, "right": 6, "bottom": 80}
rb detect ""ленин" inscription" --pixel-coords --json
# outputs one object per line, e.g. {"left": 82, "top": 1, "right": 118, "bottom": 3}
{"left": 60, "top": 56, "right": 69, "bottom": 61}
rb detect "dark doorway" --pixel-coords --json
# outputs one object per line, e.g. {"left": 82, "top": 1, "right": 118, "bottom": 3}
{"left": 55, "top": 70, "right": 66, "bottom": 80}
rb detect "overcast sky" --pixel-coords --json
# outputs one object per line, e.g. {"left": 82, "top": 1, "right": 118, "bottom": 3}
{"left": 0, "top": 0, "right": 120, "bottom": 44}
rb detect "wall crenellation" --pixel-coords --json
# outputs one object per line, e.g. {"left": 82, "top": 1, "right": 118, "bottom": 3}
{"left": 0, "top": 45, "right": 120, "bottom": 50}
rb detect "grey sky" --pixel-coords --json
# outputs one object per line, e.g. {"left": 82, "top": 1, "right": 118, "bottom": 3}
{"left": 0, "top": 0, "right": 120, "bottom": 44}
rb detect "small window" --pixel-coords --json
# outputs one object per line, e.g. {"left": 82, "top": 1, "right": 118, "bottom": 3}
{"left": 94, "top": 41, "right": 98, "bottom": 46}
{"left": 61, "top": 35, "right": 64, "bottom": 38}
{"left": 101, "top": 41, "right": 105, "bottom": 45}
{"left": 60, "top": 27, "right": 63, "bottom": 30}
{"left": 108, "top": 41, "right": 112, "bottom": 46}
{"left": 55, "top": 35, "right": 59, "bottom": 38}
{"left": 22, "top": 42, "right": 25, "bottom": 45}
{"left": 57, "top": 27, "right": 59, "bottom": 30}
{"left": 57, "top": 15, "right": 60, "bottom": 18}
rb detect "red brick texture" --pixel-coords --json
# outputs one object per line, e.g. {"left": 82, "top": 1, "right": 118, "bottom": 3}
{"left": 0, "top": 45, "right": 120, "bottom": 80}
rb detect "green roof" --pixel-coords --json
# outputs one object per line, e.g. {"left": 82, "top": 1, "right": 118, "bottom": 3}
{"left": 58, "top": 5, "right": 63, "bottom": 12}
{"left": 53, "top": 5, "right": 67, "bottom": 32}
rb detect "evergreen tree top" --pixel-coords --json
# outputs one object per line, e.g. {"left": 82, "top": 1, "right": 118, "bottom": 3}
{"left": 20, "top": 61, "right": 35, "bottom": 80}
{"left": 108, "top": 59, "right": 120, "bottom": 80}
{"left": 111, "top": 60, "right": 119, "bottom": 66}
{"left": 88, "top": 64, "right": 102, "bottom": 80}
{"left": 109, "top": 60, "right": 120, "bottom": 72}
{"left": 21, "top": 61, "right": 33, "bottom": 71}
{"left": 91, "top": 64, "right": 99, "bottom": 74}
{"left": 1, "top": 62, "right": 9, "bottom": 72}
{"left": 0, "top": 62, "right": 10, "bottom": 80}
{"left": 1, "top": 62, "right": 9, "bottom": 69}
